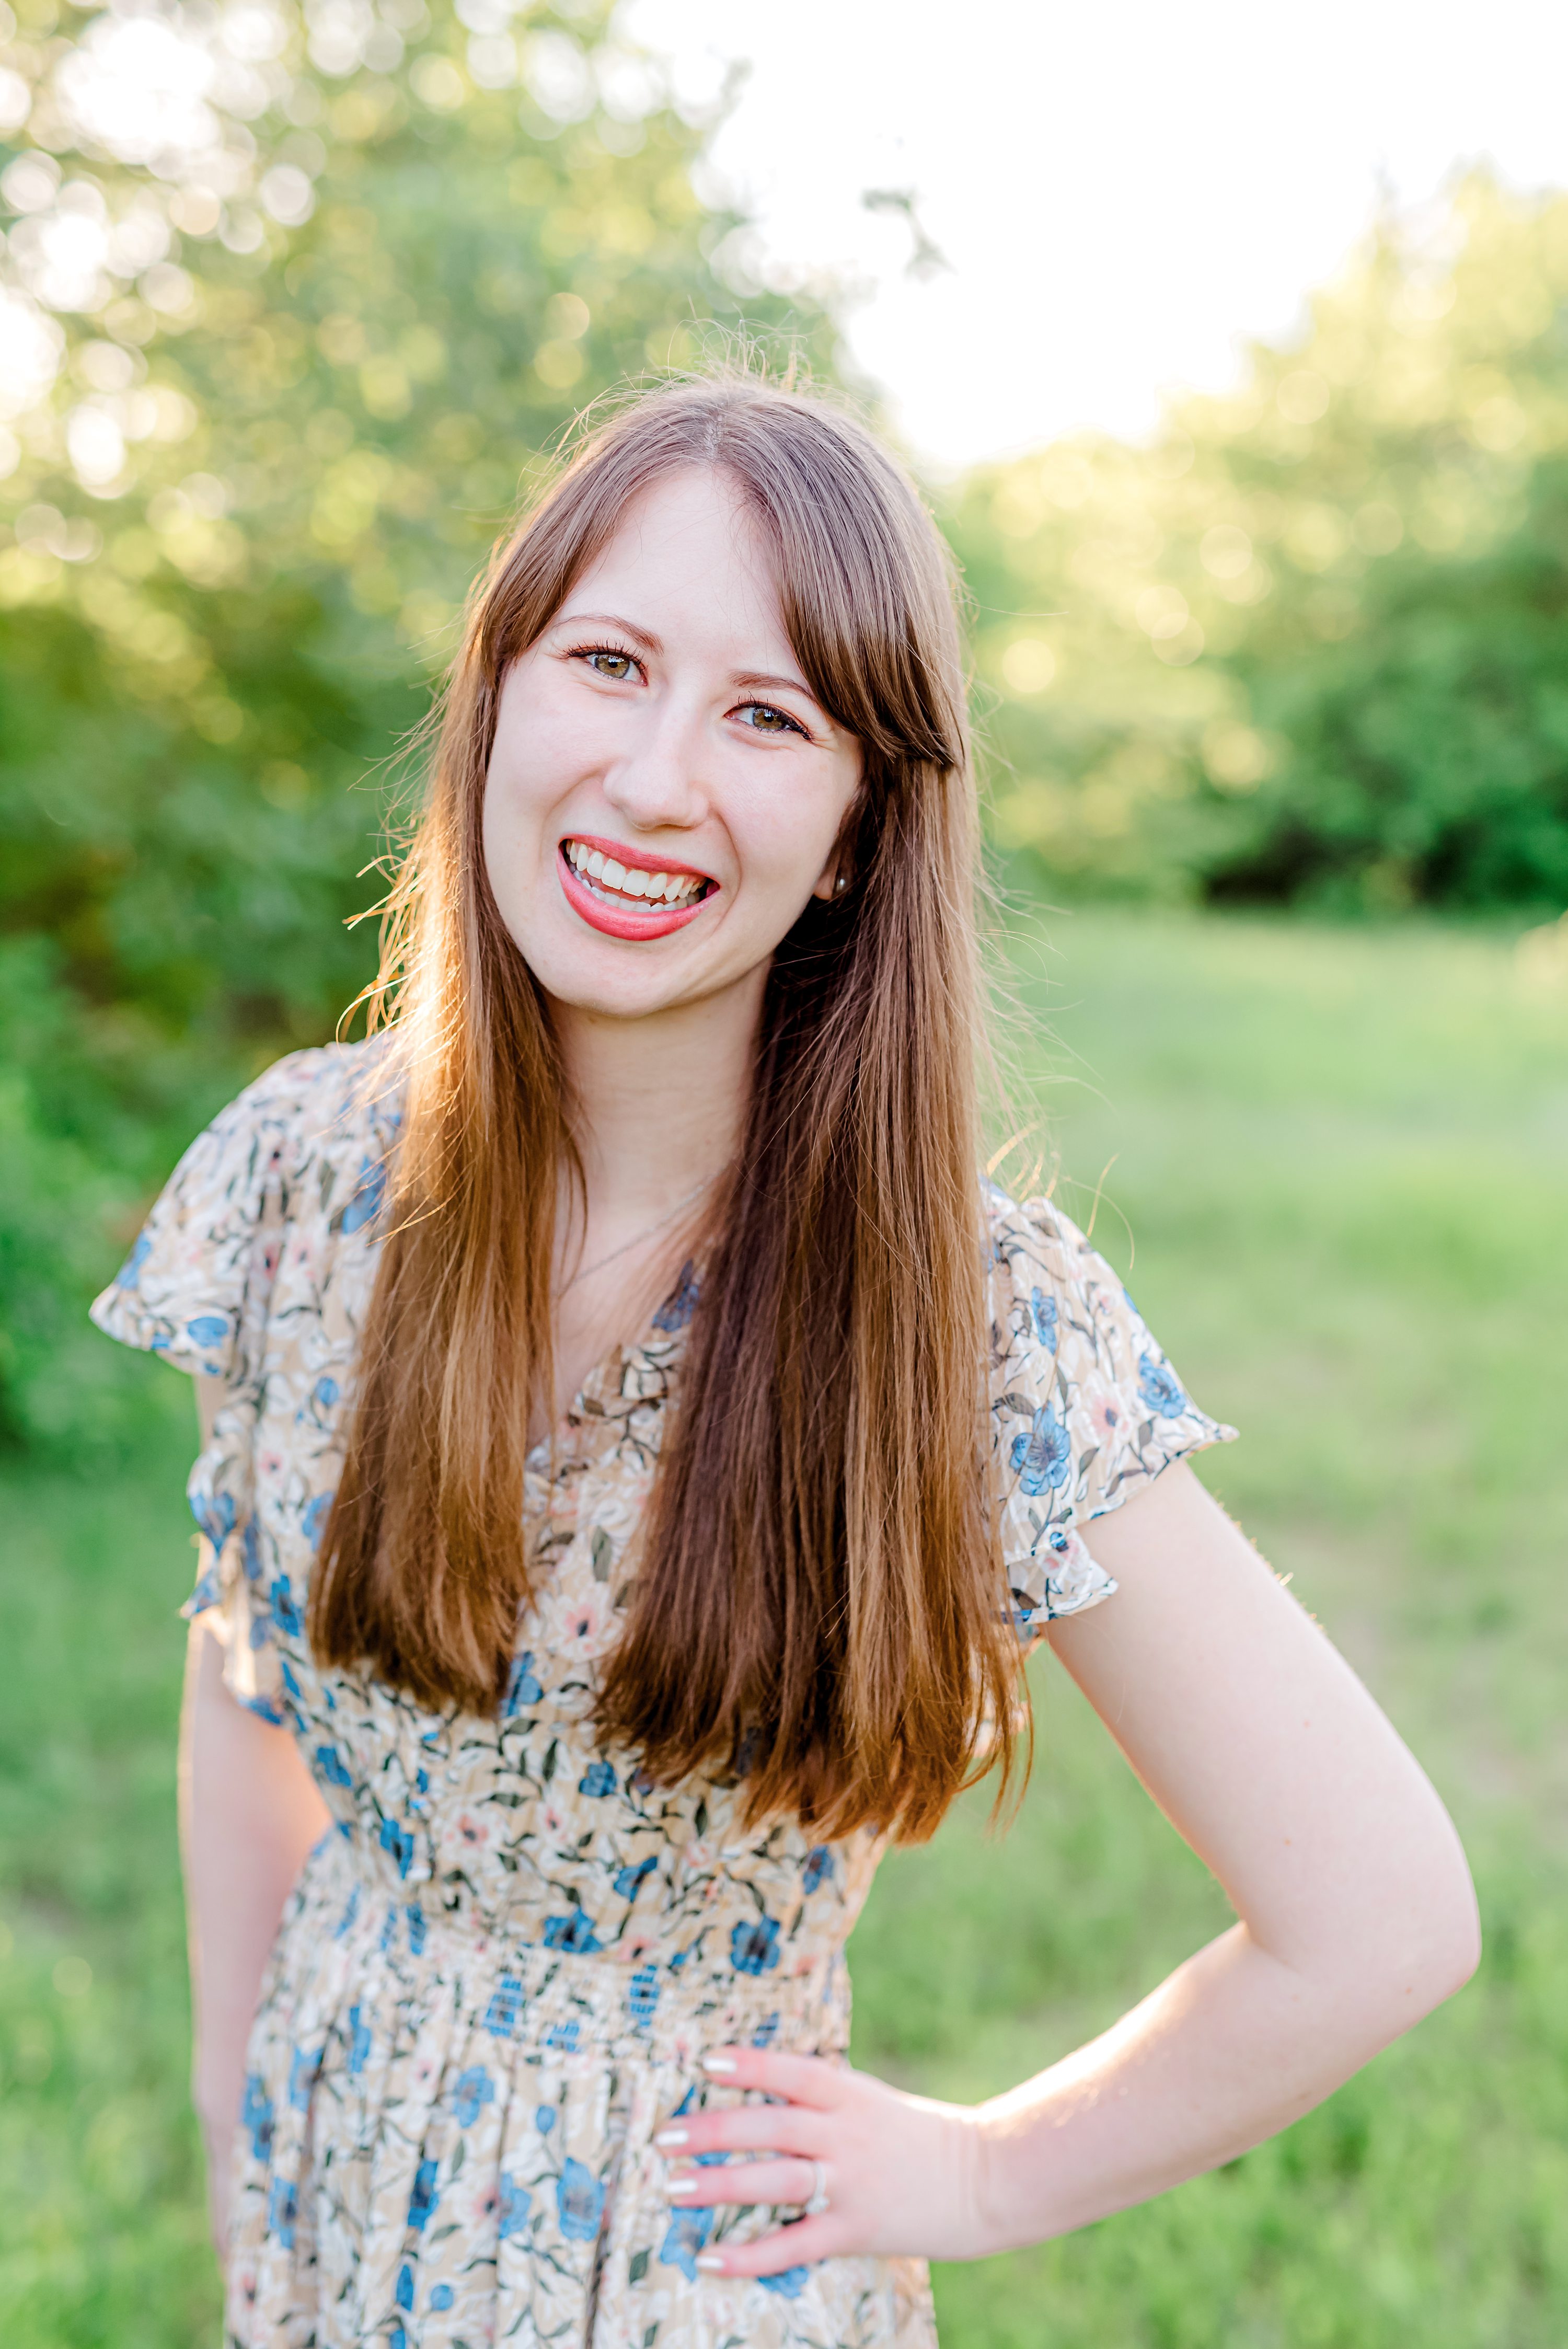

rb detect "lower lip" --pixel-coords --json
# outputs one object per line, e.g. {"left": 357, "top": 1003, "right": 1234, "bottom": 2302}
{"left": 557, "top": 847, "right": 713, "bottom": 941}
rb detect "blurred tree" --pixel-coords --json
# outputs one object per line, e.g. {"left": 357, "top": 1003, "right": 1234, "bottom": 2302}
{"left": 951, "top": 175, "right": 1568, "bottom": 912}
{"left": 0, "top": 0, "right": 831, "bottom": 1443}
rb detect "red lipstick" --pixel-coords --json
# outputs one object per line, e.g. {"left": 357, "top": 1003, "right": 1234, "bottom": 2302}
{"left": 556, "top": 837, "right": 717, "bottom": 942}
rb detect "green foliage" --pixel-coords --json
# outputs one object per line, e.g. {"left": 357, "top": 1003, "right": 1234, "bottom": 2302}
{"left": 953, "top": 177, "right": 1568, "bottom": 911}
{"left": 7, "top": 911, "right": 1568, "bottom": 2343}
{"left": 0, "top": 0, "right": 832, "bottom": 1443}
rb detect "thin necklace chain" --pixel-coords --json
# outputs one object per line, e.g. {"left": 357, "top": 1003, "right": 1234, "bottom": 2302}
{"left": 556, "top": 1171, "right": 720, "bottom": 1296}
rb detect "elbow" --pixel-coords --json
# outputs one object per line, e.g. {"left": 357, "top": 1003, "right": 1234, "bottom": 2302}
{"left": 1370, "top": 1849, "right": 1482, "bottom": 2034}
{"left": 1427, "top": 1872, "right": 1483, "bottom": 2005}
{"left": 1288, "top": 1836, "right": 1483, "bottom": 2054}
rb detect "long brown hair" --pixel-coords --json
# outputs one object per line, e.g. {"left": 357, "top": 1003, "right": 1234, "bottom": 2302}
{"left": 312, "top": 374, "right": 1025, "bottom": 1843}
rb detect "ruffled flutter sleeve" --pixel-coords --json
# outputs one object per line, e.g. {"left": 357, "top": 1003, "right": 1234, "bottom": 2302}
{"left": 90, "top": 1054, "right": 312, "bottom": 1720}
{"left": 986, "top": 1188, "right": 1237, "bottom": 1639}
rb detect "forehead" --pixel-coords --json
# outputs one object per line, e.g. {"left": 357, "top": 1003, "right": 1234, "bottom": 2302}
{"left": 568, "top": 467, "right": 784, "bottom": 630}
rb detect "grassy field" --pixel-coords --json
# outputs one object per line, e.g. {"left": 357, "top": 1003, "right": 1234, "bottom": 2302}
{"left": 3, "top": 908, "right": 1567, "bottom": 2346}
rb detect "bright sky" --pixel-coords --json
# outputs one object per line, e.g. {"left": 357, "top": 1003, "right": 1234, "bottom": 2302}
{"left": 624, "top": 0, "right": 1568, "bottom": 470}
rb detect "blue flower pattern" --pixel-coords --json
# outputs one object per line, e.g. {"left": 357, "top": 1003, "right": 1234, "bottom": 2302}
{"left": 407, "top": 2159, "right": 440, "bottom": 2231}
{"left": 730, "top": 1916, "right": 781, "bottom": 1976}
{"left": 1009, "top": 1403, "right": 1072, "bottom": 1496}
{"left": 542, "top": 1910, "right": 603, "bottom": 1954}
{"left": 269, "top": 1574, "right": 302, "bottom": 1637}
{"left": 114, "top": 1230, "right": 151, "bottom": 1288}
{"left": 1138, "top": 1352, "right": 1190, "bottom": 1419}
{"left": 556, "top": 2156, "right": 605, "bottom": 2243}
{"left": 287, "top": 2044, "right": 321, "bottom": 2111}
{"left": 452, "top": 2065, "right": 494, "bottom": 2128}
{"left": 268, "top": 2177, "right": 297, "bottom": 2250}
{"left": 241, "top": 2072, "right": 274, "bottom": 2163}
{"left": 88, "top": 1044, "right": 1230, "bottom": 2348}
{"left": 497, "top": 2173, "right": 532, "bottom": 2239}
{"left": 762, "top": 2264, "right": 811, "bottom": 2298}
{"left": 650, "top": 1257, "right": 700, "bottom": 1331}
{"left": 483, "top": 1974, "right": 524, "bottom": 2040}
{"left": 345, "top": 2005, "right": 371, "bottom": 2077}
{"left": 502, "top": 1650, "right": 543, "bottom": 1715}
{"left": 660, "top": 2200, "right": 715, "bottom": 2280}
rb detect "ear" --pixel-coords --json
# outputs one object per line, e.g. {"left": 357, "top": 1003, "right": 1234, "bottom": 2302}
{"left": 810, "top": 848, "right": 843, "bottom": 903}
{"left": 811, "top": 786, "right": 864, "bottom": 900}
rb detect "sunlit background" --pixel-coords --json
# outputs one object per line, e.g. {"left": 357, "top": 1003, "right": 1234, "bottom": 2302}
{"left": 629, "top": 0, "right": 1568, "bottom": 464}
{"left": 3, "top": 4, "right": 1568, "bottom": 2343}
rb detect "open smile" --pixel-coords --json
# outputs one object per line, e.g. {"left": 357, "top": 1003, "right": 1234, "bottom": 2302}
{"left": 557, "top": 835, "right": 719, "bottom": 941}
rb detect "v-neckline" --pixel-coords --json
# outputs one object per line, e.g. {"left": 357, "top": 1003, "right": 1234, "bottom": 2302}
{"left": 524, "top": 1272, "right": 694, "bottom": 1473}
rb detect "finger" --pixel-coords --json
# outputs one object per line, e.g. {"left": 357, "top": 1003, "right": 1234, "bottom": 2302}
{"left": 699, "top": 2046, "right": 849, "bottom": 2108}
{"left": 655, "top": 2105, "right": 826, "bottom": 2160}
{"left": 666, "top": 2155, "right": 818, "bottom": 2209}
{"left": 696, "top": 2218, "right": 842, "bottom": 2279}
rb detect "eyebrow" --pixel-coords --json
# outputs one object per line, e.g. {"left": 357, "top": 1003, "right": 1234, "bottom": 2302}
{"left": 730, "top": 670, "right": 817, "bottom": 701}
{"left": 554, "top": 609, "right": 664, "bottom": 653}
{"left": 554, "top": 612, "right": 824, "bottom": 712}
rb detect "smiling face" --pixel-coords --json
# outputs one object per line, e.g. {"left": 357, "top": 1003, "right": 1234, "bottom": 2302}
{"left": 481, "top": 466, "right": 863, "bottom": 1024}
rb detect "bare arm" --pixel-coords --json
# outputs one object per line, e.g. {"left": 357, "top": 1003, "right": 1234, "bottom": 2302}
{"left": 653, "top": 1464, "right": 1480, "bottom": 2272}
{"left": 967, "top": 1463, "right": 1480, "bottom": 2245}
{"left": 181, "top": 1379, "right": 330, "bottom": 2255}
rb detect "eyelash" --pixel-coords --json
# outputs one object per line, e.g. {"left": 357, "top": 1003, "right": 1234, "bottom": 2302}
{"left": 566, "top": 643, "right": 810, "bottom": 739}
{"left": 569, "top": 641, "right": 642, "bottom": 681}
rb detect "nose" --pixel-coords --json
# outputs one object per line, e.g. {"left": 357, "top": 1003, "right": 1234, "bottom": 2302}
{"left": 601, "top": 692, "right": 710, "bottom": 837}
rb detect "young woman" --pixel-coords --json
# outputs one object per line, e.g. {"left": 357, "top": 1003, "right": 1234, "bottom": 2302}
{"left": 93, "top": 376, "right": 1479, "bottom": 2349}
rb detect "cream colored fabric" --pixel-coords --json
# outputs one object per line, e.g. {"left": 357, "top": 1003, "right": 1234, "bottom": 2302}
{"left": 91, "top": 1041, "right": 1232, "bottom": 2348}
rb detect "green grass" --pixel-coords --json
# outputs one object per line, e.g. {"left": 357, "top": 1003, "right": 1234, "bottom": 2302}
{"left": 0, "top": 1405, "right": 218, "bottom": 2343}
{"left": 852, "top": 909, "right": 1568, "bottom": 2346}
{"left": 4, "top": 908, "right": 1568, "bottom": 2344}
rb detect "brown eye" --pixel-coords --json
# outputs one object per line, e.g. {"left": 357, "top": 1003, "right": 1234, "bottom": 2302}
{"left": 738, "top": 702, "right": 800, "bottom": 736}
{"left": 585, "top": 651, "right": 635, "bottom": 681}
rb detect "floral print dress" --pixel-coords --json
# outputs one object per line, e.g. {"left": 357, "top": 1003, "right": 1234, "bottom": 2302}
{"left": 91, "top": 1041, "right": 1233, "bottom": 2349}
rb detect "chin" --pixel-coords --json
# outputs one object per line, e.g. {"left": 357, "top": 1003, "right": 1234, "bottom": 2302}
{"left": 522, "top": 937, "right": 696, "bottom": 1024}
{"left": 552, "top": 975, "right": 690, "bottom": 1022}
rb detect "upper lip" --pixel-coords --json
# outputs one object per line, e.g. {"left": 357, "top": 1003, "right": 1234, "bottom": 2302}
{"left": 559, "top": 833, "right": 718, "bottom": 885}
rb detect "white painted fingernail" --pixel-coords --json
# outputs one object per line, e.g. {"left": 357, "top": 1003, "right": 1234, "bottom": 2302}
{"left": 695, "top": 2251, "right": 725, "bottom": 2272}
{"left": 654, "top": 2127, "right": 687, "bottom": 2148}
{"left": 701, "top": 2054, "right": 737, "bottom": 2075}
{"left": 666, "top": 2175, "right": 700, "bottom": 2195}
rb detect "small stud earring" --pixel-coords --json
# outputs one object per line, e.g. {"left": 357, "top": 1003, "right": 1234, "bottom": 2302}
{"left": 834, "top": 873, "right": 849, "bottom": 895}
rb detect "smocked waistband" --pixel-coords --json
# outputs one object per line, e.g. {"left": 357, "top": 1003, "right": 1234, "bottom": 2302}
{"left": 299, "top": 1828, "right": 851, "bottom": 2067}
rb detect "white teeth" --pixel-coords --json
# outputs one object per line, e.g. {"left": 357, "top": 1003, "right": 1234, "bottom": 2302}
{"left": 565, "top": 842, "right": 709, "bottom": 910}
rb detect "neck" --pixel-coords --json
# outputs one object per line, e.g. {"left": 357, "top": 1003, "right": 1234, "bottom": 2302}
{"left": 549, "top": 970, "right": 764, "bottom": 1221}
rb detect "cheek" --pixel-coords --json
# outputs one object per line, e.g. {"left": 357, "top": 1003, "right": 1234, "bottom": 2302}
{"left": 490, "top": 710, "right": 565, "bottom": 821}
{"left": 482, "top": 710, "right": 582, "bottom": 896}
{"left": 731, "top": 757, "right": 855, "bottom": 899}
{"left": 479, "top": 767, "right": 531, "bottom": 907}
